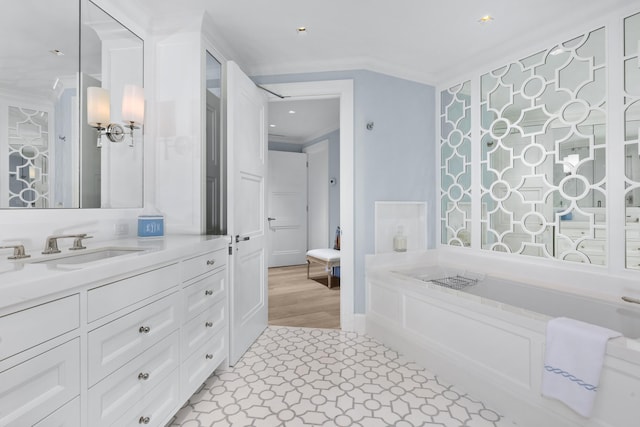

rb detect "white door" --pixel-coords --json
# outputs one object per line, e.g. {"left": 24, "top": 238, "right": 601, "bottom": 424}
{"left": 226, "top": 61, "right": 268, "bottom": 365}
{"left": 305, "top": 140, "right": 330, "bottom": 248}
{"left": 267, "top": 150, "right": 307, "bottom": 267}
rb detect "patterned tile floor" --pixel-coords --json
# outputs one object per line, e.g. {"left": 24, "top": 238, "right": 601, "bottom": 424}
{"left": 170, "top": 327, "right": 513, "bottom": 427}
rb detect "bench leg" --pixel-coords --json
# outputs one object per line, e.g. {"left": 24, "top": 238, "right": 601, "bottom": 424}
{"left": 307, "top": 259, "right": 310, "bottom": 279}
{"left": 328, "top": 269, "right": 332, "bottom": 289}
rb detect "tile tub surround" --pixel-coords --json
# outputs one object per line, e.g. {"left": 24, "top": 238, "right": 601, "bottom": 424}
{"left": 170, "top": 326, "right": 509, "bottom": 427}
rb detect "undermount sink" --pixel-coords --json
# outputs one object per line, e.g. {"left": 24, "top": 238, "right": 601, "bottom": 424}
{"left": 25, "top": 247, "right": 147, "bottom": 265}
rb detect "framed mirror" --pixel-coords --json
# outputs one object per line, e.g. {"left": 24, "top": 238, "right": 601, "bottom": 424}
{"left": 0, "top": 0, "right": 143, "bottom": 209}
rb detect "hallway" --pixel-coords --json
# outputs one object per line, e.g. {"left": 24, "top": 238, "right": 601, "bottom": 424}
{"left": 268, "top": 265, "right": 340, "bottom": 329}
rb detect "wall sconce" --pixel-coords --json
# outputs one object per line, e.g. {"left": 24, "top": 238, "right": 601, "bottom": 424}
{"left": 87, "top": 85, "right": 144, "bottom": 148}
{"left": 562, "top": 153, "right": 580, "bottom": 173}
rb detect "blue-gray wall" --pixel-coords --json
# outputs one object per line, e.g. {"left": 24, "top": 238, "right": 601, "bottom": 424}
{"left": 304, "top": 129, "right": 340, "bottom": 247}
{"left": 254, "top": 70, "right": 436, "bottom": 314}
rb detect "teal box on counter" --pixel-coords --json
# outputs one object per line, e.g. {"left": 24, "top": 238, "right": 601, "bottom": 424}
{"left": 138, "top": 215, "right": 164, "bottom": 237}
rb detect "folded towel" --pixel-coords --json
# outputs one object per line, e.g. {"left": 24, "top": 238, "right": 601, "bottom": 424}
{"left": 542, "top": 317, "right": 621, "bottom": 417}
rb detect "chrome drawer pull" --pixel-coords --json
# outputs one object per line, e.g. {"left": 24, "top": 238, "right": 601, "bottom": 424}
{"left": 138, "top": 372, "right": 150, "bottom": 380}
{"left": 138, "top": 326, "right": 151, "bottom": 334}
{"left": 205, "top": 290, "right": 213, "bottom": 296}
{"left": 205, "top": 321, "right": 213, "bottom": 328}
{"left": 206, "top": 259, "right": 216, "bottom": 266}
{"left": 139, "top": 416, "right": 150, "bottom": 424}
{"left": 205, "top": 353, "right": 213, "bottom": 359}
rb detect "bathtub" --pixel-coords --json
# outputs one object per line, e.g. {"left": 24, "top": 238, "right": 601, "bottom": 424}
{"left": 365, "top": 251, "right": 640, "bottom": 427}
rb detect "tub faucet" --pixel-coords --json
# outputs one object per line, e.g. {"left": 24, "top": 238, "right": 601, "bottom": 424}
{"left": 42, "top": 233, "right": 93, "bottom": 254}
{"left": 0, "top": 244, "right": 30, "bottom": 260}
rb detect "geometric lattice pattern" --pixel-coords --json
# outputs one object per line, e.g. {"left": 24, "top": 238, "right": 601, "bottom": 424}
{"left": 170, "top": 327, "right": 508, "bottom": 426}
{"left": 7, "top": 106, "right": 50, "bottom": 208}
{"left": 440, "top": 82, "right": 472, "bottom": 247}
{"left": 624, "top": 12, "right": 640, "bottom": 270}
{"left": 480, "top": 27, "right": 607, "bottom": 265}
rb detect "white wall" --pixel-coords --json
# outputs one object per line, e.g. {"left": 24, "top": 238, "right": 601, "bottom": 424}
{"left": 153, "top": 29, "right": 204, "bottom": 234}
{"left": 304, "top": 140, "right": 329, "bottom": 249}
{"left": 304, "top": 129, "right": 340, "bottom": 246}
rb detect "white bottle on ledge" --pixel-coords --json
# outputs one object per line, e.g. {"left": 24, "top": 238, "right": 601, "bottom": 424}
{"left": 393, "top": 226, "right": 407, "bottom": 252}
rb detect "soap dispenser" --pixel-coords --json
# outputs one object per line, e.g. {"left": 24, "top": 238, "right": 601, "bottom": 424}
{"left": 393, "top": 226, "right": 407, "bottom": 252}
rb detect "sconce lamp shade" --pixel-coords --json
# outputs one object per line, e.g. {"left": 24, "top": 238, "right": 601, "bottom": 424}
{"left": 87, "top": 87, "right": 111, "bottom": 126}
{"left": 122, "top": 84, "right": 144, "bottom": 125}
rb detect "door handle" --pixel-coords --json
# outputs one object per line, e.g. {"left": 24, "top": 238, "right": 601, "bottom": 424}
{"left": 235, "top": 235, "right": 250, "bottom": 243}
{"left": 267, "top": 217, "right": 276, "bottom": 221}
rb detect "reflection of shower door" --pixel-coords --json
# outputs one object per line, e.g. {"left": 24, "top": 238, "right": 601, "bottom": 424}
{"left": 0, "top": 102, "right": 53, "bottom": 208}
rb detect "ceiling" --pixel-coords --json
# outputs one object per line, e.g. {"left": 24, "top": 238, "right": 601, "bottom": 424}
{"left": 267, "top": 98, "right": 340, "bottom": 145}
{"left": 5, "top": 0, "right": 636, "bottom": 142}
{"left": 122, "top": 0, "right": 636, "bottom": 85}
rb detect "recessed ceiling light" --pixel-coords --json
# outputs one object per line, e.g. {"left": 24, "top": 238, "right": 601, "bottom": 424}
{"left": 288, "top": 110, "right": 296, "bottom": 114}
{"left": 296, "top": 26, "right": 307, "bottom": 35}
{"left": 478, "top": 15, "right": 494, "bottom": 24}
{"left": 269, "top": 124, "right": 276, "bottom": 128}
{"left": 550, "top": 47, "right": 565, "bottom": 56}
{"left": 50, "top": 49, "right": 64, "bottom": 56}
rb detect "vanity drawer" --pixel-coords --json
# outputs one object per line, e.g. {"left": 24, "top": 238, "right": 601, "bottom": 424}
{"left": 88, "top": 331, "right": 180, "bottom": 426}
{"left": 34, "top": 396, "right": 80, "bottom": 427}
{"left": 88, "top": 293, "right": 180, "bottom": 386}
{"left": 0, "top": 338, "right": 80, "bottom": 427}
{"left": 183, "top": 269, "right": 225, "bottom": 321}
{"left": 112, "top": 368, "right": 180, "bottom": 427}
{"left": 88, "top": 263, "right": 180, "bottom": 322}
{"left": 0, "top": 294, "right": 79, "bottom": 361}
{"left": 626, "top": 254, "right": 640, "bottom": 269}
{"left": 182, "top": 328, "right": 225, "bottom": 396}
{"left": 182, "top": 299, "right": 225, "bottom": 359}
{"left": 182, "top": 249, "right": 227, "bottom": 282}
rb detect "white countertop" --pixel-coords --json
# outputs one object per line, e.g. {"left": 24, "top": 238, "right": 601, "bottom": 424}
{"left": 0, "top": 234, "right": 230, "bottom": 314}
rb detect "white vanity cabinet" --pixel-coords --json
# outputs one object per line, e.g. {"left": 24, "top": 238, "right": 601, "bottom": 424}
{"left": 626, "top": 224, "right": 640, "bottom": 269}
{"left": 180, "top": 248, "right": 228, "bottom": 396}
{"left": 0, "top": 236, "right": 230, "bottom": 427}
{"left": 0, "top": 338, "right": 81, "bottom": 426}
{"left": 0, "top": 295, "right": 81, "bottom": 426}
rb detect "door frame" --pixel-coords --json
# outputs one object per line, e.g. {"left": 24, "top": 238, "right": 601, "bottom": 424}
{"left": 261, "top": 80, "right": 355, "bottom": 332}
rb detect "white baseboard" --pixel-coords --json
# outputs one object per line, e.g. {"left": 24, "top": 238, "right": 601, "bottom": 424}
{"left": 352, "top": 314, "right": 366, "bottom": 334}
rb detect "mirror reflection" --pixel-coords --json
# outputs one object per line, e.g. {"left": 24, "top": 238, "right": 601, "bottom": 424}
{"left": 440, "top": 81, "right": 472, "bottom": 247}
{"left": 624, "top": 12, "right": 640, "bottom": 270}
{"left": 80, "top": 1, "right": 143, "bottom": 208}
{"left": 0, "top": 0, "right": 143, "bottom": 209}
{"left": 205, "top": 52, "right": 224, "bottom": 235}
{"left": 479, "top": 27, "right": 607, "bottom": 265}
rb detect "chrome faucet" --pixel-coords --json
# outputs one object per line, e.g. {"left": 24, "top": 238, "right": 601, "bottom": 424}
{"left": 42, "top": 234, "right": 93, "bottom": 254}
{"left": 0, "top": 244, "right": 30, "bottom": 260}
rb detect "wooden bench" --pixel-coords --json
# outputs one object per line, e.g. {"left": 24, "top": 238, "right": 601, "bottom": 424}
{"left": 306, "top": 249, "right": 341, "bottom": 288}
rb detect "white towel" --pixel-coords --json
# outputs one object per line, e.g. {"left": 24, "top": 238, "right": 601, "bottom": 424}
{"left": 541, "top": 317, "right": 621, "bottom": 417}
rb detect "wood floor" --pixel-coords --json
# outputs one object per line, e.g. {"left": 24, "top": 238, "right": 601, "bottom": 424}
{"left": 268, "top": 264, "right": 340, "bottom": 329}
